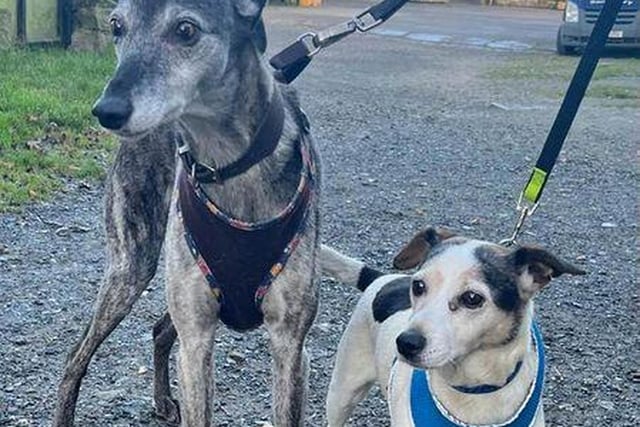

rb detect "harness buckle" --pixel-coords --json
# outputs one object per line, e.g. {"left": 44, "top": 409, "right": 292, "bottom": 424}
{"left": 298, "top": 32, "right": 322, "bottom": 57}
{"left": 191, "top": 162, "right": 221, "bottom": 184}
{"left": 354, "top": 12, "right": 383, "bottom": 32}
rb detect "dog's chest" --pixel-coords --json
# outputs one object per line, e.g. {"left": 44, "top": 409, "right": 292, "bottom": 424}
{"left": 388, "top": 324, "right": 545, "bottom": 427}
{"left": 177, "top": 143, "right": 315, "bottom": 332}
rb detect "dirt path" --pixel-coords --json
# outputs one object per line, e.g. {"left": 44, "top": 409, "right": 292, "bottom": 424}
{"left": 1, "top": 5, "right": 638, "bottom": 427}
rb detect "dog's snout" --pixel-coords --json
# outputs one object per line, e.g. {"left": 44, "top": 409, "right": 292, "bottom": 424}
{"left": 92, "top": 97, "right": 133, "bottom": 130}
{"left": 396, "top": 329, "right": 426, "bottom": 359}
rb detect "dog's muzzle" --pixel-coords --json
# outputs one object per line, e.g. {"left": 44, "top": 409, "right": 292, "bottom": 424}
{"left": 92, "top": 97, "right": 134, "bottom": 130}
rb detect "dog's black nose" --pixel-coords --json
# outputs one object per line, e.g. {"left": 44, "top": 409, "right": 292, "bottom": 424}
{"left": 396, "top": 329, "right": 426, "bottom": 359}
{"left": 92, "top": 97, "right": 133, "bottom": 130}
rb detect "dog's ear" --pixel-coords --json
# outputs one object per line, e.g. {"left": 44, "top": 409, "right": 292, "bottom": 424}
{"left": 393, "top": 227, "right": 456, "bottom": 270}
{"left": 508, "top": 245, "right": 586, "bottom": 299}
{"left": 253, "top": 17, "right": 268, "bottom": 54}
{"left": 235, "top": 0, "right": 268, "bottom": 24}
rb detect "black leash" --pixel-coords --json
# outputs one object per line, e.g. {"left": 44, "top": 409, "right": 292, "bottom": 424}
{"left": 179, "top": 0, "right": 409, "bottom": 184}
{"left": 270, "top": 0, "right": 410, "bottom": 84}
{"left": 501, "top": 0, "right": 624, "bottom": 245}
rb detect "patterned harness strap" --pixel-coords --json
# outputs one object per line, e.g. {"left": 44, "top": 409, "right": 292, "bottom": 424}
{"left": 178, "top": 136, "right": 316, "bottom": 331}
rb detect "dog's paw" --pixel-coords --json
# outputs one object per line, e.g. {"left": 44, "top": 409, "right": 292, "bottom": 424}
{"left": 155, "top": 396, "right": 181, "bottom": 425}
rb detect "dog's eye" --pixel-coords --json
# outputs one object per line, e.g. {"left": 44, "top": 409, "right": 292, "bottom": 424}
{"left": 109, "top": 17, "right": 125, "bottom": 38}
{"left": 459, "top": 291, "right": 485, "bottom": 309}
{"left": 175, "top": 21, "right": 200, "bottom": 45}
{"left": 412, "top": 280, "right": 427, "bottom": 297}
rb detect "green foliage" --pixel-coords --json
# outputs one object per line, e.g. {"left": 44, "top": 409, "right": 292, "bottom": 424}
{"left": 0, "top": 47, "right": 117, "bottom": 210}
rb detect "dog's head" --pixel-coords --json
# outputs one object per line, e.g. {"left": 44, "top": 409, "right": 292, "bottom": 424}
{"left": 392, "top": 227, "right": 585, "bottom": 369}
{"left": 92, "top": 0, "right": 269, "bottom": 137}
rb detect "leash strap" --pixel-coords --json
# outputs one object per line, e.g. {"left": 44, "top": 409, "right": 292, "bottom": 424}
{"left": 502, "top": 0, "right": 623, "bottom": 246}
{"left": 521, "top": 0, "right": 623, "bottom": 205}
{"left": 270, "top": 0, "right": 410, "bottom": 84}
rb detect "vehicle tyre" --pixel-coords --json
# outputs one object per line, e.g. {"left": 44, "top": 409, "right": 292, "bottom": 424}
{"left": 556, "top": 27, "right": 576, "bottom": 55}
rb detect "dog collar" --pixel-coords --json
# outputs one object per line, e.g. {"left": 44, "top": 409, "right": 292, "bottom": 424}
{"left": 176, "top": 88, "right": 286, "bottom": 184}
{"left": 451, "top": 361, "right": 523, "bottom": 395}
{"left": 410, "top": 322, "right": 545, "bottom": 427}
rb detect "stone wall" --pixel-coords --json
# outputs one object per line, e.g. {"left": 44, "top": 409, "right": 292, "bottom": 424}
{"left": 72, "top": 0, "right": 115, "bottom": 50}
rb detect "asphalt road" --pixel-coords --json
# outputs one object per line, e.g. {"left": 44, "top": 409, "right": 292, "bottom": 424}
{"left": 1, "top": 2, "right": 638, "bottom": 427}
{"left": 267, "top": 0, "right": 564, "bottom": 51}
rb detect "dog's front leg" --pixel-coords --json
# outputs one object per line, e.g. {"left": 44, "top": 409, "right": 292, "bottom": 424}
{"left": 166, "top": 205, "right": 220, "bottom": 426}
{"left": 53, "top": 129, "right": 176, "bottom": 427}
{"left": 263, "top": 242, "right": 320, "bottom": 427}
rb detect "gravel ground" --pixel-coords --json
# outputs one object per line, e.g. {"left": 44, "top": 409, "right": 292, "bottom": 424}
{"left": 1, "top": 4, "right": 638, "bottom": 427}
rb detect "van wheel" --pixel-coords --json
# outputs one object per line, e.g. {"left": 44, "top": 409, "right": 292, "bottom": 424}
{"left": 556, "top": 28, "right": 576, "bottom": 55}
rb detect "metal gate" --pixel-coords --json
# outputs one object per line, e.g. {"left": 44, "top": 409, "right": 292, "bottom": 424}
{"left": 0, "top": 0, "right": 71, "bottom": 46}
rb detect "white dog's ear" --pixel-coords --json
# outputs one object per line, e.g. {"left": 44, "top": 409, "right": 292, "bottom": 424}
{"left": 235, "top": 0, "right": 268, "bottom": 23}
{"left": 393, "top": 227, "right": 456, "bottom": 270}
{"left": 508, "top": 245, "right": 586, "bottom": 299}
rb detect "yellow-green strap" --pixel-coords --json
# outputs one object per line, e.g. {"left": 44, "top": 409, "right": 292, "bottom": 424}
{"left": 523, "top": 168, "right": 548, "bottom": 204}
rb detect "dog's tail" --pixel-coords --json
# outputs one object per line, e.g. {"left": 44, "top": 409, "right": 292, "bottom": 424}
{"left": 319, "top": 245, "right": 384, "bottom": 291}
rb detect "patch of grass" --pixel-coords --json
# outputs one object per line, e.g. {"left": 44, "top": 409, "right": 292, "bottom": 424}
{"left": 488, "top": 55, "right": 578, "bottom": 81}
{"left": 592, "top": 59, "right": 640, "bottom": 80}
{"left": 587, "top": 84, "right": 640, "bottom": 99}
{"left": 487, "top": 53, "right": 640, "bottom": 104}
{"left": 0, "top": 47, "right": 117, "bottom": 211}
{"left": 488, "top": 54, "right": 640, "bottom": 81}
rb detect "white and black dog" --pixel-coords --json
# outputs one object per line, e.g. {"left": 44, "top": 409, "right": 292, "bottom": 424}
{"left": 319, "top": 227, "right": 585, "bottom": 427}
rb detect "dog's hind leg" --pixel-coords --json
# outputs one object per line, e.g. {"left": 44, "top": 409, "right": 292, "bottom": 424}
{"left": 326, "top": 303, "right": 377, "bottom": 427}
{"left": 53, "top": 129, "right": 176, "bottom": 427}
{"left": 153, "top": 311, "right": 180, "bottom": 425}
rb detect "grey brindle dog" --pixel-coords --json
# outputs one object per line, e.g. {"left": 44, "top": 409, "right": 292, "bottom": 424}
{"left": 53, "top": 0, "right": 322, "bottom": 425}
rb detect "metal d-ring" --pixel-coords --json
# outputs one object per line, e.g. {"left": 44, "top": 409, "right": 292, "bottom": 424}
{"left": 298, "top": 32, "right": 322, "bottom": 57}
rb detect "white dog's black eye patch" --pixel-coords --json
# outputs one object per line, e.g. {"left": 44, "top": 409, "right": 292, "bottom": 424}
{"left": 474, "top": 246, "right": 522, "bottom": 312}
{"left": 372, "top": 277, "right": 412, "bottom": 322}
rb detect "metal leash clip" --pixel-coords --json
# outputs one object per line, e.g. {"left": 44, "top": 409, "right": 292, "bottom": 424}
{"left": 500, "top": 192, "right": 540, "bottom": 247}
{"left": 270, "top": 0, "right": 410, "bottom": 83}
{"left": 298, "top": 32, "right": 323, "bottom": 57}
{"left": 354, "top": 11, "right": 384, "bottom": 32}
{"left": 313, "top": 21, "right": 358, "bottom": 51}
{"left": 310, "top": 11, "right": 385, "bottom": 54}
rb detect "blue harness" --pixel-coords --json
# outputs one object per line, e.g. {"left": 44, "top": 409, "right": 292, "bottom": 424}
{"left": 410, "top": 323, "right": 545, "bottom": 427}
